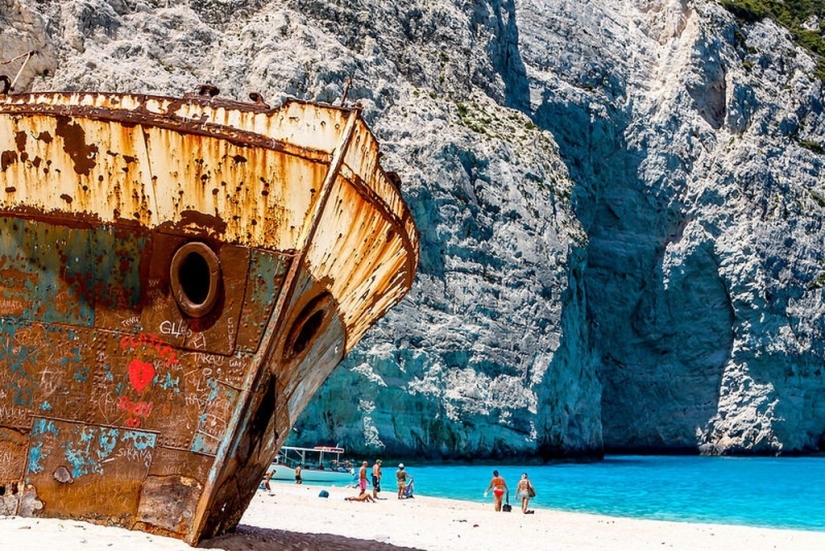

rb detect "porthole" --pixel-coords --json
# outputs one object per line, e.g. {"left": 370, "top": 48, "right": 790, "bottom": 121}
{"left": 285, "top": 293, "right": 333, "bottom": 359}
{"left": 170, "top": 242, "right": 221, "bottom": 318}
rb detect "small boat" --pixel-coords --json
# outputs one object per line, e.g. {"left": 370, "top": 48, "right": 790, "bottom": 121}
{"left": 267, "top": 445, "right": 354, "bottom": 484}
{"left": 0, "top": 73, "right": 418, "bottom": 545}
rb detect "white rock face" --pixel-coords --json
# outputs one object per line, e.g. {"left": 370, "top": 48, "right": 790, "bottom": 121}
{"left": 3, "top": 0, "right": 824, "bottom": 458}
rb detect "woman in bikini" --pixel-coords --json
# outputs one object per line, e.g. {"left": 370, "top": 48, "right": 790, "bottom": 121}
{"left": 515, "top": 472, "right": 536, "bottom": 514}
{"left": 345, "top": 493, "right": 375, "bottom": 502}
{"left": 483, "top": 470, "right": 509, "bottom": 511}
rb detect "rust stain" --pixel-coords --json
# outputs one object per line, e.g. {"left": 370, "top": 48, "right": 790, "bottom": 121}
{"left": 0, "top": 150, "right": 16, "bottom": 171}
{"left": 14, "top": 131, "right": 26, "bottom": 152}
{"left": 178, "top": 210, "right": 227, "bottom": 234}
{"left": 55, "top": 115, "right": 99, "bottom": 175}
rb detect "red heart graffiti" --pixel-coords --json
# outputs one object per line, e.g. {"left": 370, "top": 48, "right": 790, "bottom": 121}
{"left": 128, "top": 359, "right": 155, "bottom": 393}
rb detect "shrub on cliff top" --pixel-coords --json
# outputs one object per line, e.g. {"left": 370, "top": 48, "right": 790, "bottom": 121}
{"left": 720, "top": 0, "right": 770, "bottom": 22}
{"left": 721, "top": 0, "right": 825, "bottom": 80}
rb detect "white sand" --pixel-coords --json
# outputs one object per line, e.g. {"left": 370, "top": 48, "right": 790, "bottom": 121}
{"left": 2, "top": 482, "right": 824, "bottom": 550}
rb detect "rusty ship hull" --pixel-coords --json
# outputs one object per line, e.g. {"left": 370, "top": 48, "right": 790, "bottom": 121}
{"left": 0, "top": 91, "right": 418, "bottom": 543}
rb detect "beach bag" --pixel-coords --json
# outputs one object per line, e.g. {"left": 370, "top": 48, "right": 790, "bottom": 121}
{"left": 502, "top": 491, "right": 512, "bottom": 512}
{"left": 528, "top": 485, "right": 536, "bottom": 498}
{"left": 318, "top": 490, "right": 329, "bottom": 498}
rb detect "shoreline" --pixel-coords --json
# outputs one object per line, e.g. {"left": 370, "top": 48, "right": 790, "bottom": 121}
{"left": 3, "top": 482, "right": 825, "bottom": 550}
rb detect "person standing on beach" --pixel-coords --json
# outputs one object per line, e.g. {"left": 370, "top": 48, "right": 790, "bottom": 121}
{"left": 358, "top": 461, "right": 369, "bottom": 495}
{"left": 483, "top": 470, "right": 508, "bottom": 511}
{"left": 294, "top": 464, "right": 303, "bottom": 484}
{"left": 396, "top": 463, "right": 412, "bottom": 499}
{"left": 515, "top": 472, "right": 536, "bottom": 514}
{"left": 262, "top": 467, "right": 275, "bottom": 494}
{"left": 371, "top": 459, "right": 383, "bottom": 499}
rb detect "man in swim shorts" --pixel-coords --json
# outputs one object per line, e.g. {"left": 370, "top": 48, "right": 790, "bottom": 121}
{"left": 371, "top": 459, "right": 383, "bottom": 498}
{"left": 358, "top": 461, "right": 369, "bottom": 495}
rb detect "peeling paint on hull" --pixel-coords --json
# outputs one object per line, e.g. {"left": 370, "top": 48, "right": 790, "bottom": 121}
{"left": 0, "top": 91, "right": 419, "bottom": 545}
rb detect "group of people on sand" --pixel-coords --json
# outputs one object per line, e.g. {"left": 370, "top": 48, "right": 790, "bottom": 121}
{"left": 265, "top": 459, "right": 536, "bottom": 514}
{"left": 484, "top": 470, "right": 537, "bottom": 514}
{"left": 261, "top": 463, "right": 303, "bottom": 491}
{"left": 262, "top": 456, "right": 414, "bottom": 503}
{"left": 346, "top": 459, "right": 414, "bottom": 502}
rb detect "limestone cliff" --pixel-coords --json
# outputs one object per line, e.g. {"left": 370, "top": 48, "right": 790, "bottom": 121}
{"left": 2, "top": 0, "right": 824, "bottom": 458}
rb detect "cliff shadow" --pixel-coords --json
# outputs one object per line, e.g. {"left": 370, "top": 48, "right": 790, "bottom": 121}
{"left": 531, "top": 89, "right": 730, "bottom": 452}
{"left": 200, "top": 523, "right": 423, "bottom": 550}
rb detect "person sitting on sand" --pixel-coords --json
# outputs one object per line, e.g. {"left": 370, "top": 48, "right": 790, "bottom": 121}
{"left": 515, "top": 472, "right": 536, "bottom": 514}
{"left": 402, "top": 478, "right": 415, "bottom": 499}
{"left": 345, "top": 493, "right": 376, "bottom": 502}
{"left": 483, "top": 470, "right": 508, "bottom": 511}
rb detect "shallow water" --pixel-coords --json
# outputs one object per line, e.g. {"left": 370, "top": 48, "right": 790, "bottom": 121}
{"left": 395, "top": 455, "right": 825, "bottom": 531}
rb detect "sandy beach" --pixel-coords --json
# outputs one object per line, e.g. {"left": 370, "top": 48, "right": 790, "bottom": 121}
{"left": 2, "top": 482, "right": 824, "bottom": 550}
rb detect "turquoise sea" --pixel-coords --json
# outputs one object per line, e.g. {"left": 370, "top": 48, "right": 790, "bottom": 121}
{"left": 387, "top": 455, "right": 825, "bottom": 531}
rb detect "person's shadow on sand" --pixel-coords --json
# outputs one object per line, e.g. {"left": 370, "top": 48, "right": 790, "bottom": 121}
{"left": 198, "top": 524, "right": 424, "bottom": 551}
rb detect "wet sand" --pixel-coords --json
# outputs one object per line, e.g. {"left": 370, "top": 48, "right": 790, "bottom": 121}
{"left": 2, "top": 482, "right": 824, "bottom": 550}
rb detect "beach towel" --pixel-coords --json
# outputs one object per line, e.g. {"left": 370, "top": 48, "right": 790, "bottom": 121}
{"left": 403, "top": 480, "right": 414, "bottom": 499}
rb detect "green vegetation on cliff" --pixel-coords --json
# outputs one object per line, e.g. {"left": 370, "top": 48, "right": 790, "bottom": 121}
{"left": 721, "top": 0, "right": 825, "bottom": 79}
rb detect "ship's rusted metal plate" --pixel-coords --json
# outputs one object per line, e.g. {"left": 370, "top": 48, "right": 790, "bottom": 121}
{"left": 140, "top": 232, "right": 249, "bottom": 355}
{"left": 305, "top": 173, "right": 414, "bottom": 350}
{"left": 92, "top": 225, "right": 149, "bottom": 330}
{"left": 235, "top": 250, "right": 290, "bottom": 353}
{"left": 197, "top": 372, "right": 278, "bottom": 541}
{"left": 146, "top": 448, "right": 214, "bottom": 494}
{"left": 0, "top": 218, "right": 94, "bottom": 326}
{"left": 0, "top": 95, "right": 335, "bottom": 251}
{"left": 0, "top": 427, "right": 28, "bottom": 482}
{"left": 90, "top": 330, "right": 202, "bottom": 449}
{"left": 271, "top": 269, "right": 346, "bottom": 432}
{"left": 137, "top": 474, "right": 201, "bottom": 535}
{"left": 0, "top": 218, "right": 147, "bottom": 330}
{"left": 26, "top": 418, "right": 155, "bottom": 523}
{"left": 190, "top": 382, "right": 240, "bottom": 456}
{"left": 0, "top": 318, "right": 96, "bottom": 427}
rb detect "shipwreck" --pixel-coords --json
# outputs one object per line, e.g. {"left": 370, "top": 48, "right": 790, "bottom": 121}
{"left": 0, "top": 80, "right": 418, "bottom": 544}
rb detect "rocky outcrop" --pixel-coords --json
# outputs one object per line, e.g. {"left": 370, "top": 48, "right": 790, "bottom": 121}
{"left": 2, "top": 0, "right": 825, "bottom": 459}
